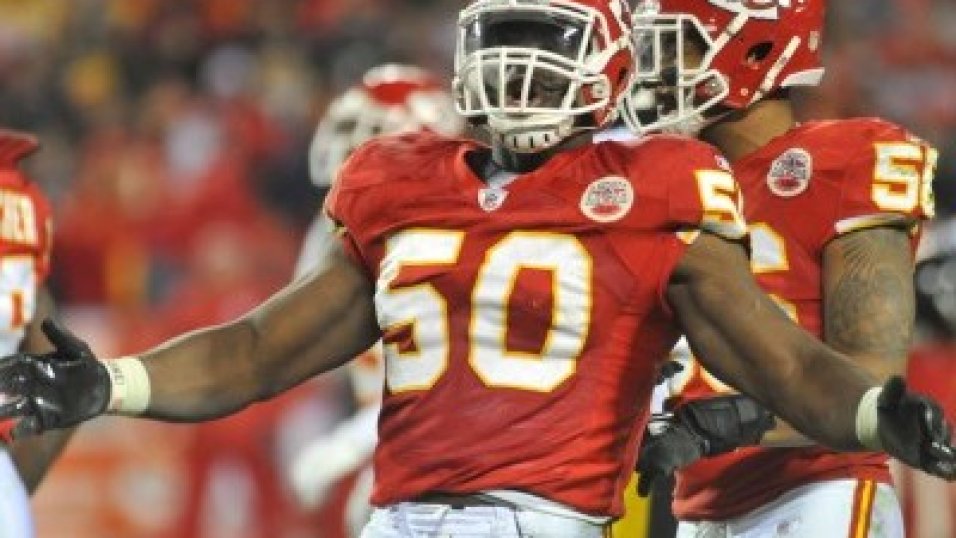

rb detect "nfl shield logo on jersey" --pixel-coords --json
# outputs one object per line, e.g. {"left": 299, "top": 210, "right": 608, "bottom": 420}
{"left": 767, "top": 148, "right": 812, "bottom": 198}
{"left": 478, "top": 187, "right": 508, "bottom": 212}
{"left": 580, "top": 176, "right": 634, "bottom": 223}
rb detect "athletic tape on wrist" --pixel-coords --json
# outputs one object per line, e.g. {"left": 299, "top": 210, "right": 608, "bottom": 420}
{"left": 855, "top": 386, "right": 883, "bottom": 451}
{"left": 104, "top": 357, "right": 151, "bottom": 415}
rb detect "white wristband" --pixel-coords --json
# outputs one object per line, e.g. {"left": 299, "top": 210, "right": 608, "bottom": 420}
{"left": 103, "top": 357, "right": 151, "bottom": 416}
{"left": 855, "top": 386, "right": 883, "bottom": 451}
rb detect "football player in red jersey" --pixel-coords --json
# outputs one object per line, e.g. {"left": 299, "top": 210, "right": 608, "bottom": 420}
{"left": 289, "top": 63, "right": 464, "bottom": 534}
{"left": 0, "top": 1, "right": 953, "bottom": 536}
{"left": 0, "top": 130, "right": 74, "bottom": 538}
{"left": 620, "top": 0, "right": 940, "bottom": 535}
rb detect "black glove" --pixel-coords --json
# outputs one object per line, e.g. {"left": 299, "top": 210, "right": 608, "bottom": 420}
{"left": 636, "top": 414, "right": 708, "bottom": 496}
{"left": 875, "top": 376, "right": 956, "bottom": 480}
{"left": 0, "top": 319, "right": 110, "bottom": 437}
{"left": 636, "top": 394, "right": 776, "bottom": 496}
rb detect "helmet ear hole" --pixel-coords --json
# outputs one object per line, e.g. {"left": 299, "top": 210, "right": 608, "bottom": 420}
{"left": 745, "top": 42, "right": 774, "bottom": 65}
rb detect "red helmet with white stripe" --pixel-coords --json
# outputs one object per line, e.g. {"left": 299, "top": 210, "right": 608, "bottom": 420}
{"left": 621, "top": 0, "right": 825, "bottom": 134}
{"left": 309, "top": 64, "right": 463, "bottom": 187}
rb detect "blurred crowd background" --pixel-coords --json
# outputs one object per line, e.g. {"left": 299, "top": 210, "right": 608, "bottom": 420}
{"left": 0, "top": 0, "right": 949, "bottom": 537}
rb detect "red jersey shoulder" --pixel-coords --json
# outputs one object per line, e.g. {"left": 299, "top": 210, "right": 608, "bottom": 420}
{"left": 784, "top": 118, "right": 935, "bottom": 230}
{"left": 598, "top": 135, "right": 744, "bottom": 240}
{"left": 797, "top": 117, "right": 919, "bottom": 150}
{"left": 325, "top": 132, "right": 463, "bottom": 226}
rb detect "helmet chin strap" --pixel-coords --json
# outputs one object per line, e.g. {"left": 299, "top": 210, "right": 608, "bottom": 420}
{"left": 659, "top": 106, "right": 735, "bottom": 137}
{"left": 488, "top": 113, "right": 576, "bottom": 153}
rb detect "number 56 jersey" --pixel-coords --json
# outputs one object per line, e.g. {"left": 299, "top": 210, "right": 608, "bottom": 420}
{"left": 325, "top": 131, "right": 747, "bottom": 518}
{"left": 671, "top": 118, "right": 935, "bottom": 520}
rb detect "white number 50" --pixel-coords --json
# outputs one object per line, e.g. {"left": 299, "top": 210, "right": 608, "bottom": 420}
{"left": 376, "top": 230, "right": 592, "bottom": 394}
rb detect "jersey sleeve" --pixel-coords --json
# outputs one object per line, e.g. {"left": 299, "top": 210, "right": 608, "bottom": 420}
{"left": 626, "top": 137, "right": 749, "bottom": 319}
{"left": 831, "top": 121, "right": 936, "bottom": 238}
{"left": 322, "top": 141, "right": 389, "bottom": 276}
{"left": 663, "top": 139, "right": 748, "bottom": 242}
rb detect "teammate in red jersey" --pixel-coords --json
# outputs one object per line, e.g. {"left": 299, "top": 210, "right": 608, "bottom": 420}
{"left": 0, "top": 130, "right": 74, "bottom": 538}
{"left": 620, "top": 0, "right": 939, "bottom": 535}
{"left": 0, "top": 1, "right": 953, "bottom": 536}
{"left": 289, "top": 63, "right": 464, "bottom": 535}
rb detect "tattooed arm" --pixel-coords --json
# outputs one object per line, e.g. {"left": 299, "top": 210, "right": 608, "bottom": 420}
{"left": 821, "top": 227, "right": 914, "bottom": 377}
{"left": 761, "top": 226, "right": 915, "bottom": 446}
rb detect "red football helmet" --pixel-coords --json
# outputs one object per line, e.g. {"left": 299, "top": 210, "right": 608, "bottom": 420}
{"left": 309, "top": 64, "right": 463, "bottom": 187}
{"left": 0, "top": 130, "right": 39, "bottom": 168}
{"left": 621, "top": 0, "right": 825, "bottom": 134}
{"left": 453, "top": 0, "right": 634, "bottom": 153}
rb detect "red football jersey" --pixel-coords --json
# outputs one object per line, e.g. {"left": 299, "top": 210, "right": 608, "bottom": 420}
{"left": 671, "top": 118, "right": 934, "bottom": 520}
{"left": 0, "top": 132, "right": 52, "bottom": 446}
{"left": 0, "top": 135, "right": 52, "bottom": 358}
{"left": 325, "top": 131, "right": 746, "bottom": 517}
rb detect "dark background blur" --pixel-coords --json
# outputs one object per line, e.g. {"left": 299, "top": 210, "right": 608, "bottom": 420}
{"left": 0, "top": 0, "right": 948, "bottom": 536}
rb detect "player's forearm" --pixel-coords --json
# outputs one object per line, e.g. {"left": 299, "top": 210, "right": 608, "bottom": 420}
{"left": 758, "top": 421, "right": 813, "bottom": 448}
{"left": 9, "top": 428, "right": 76, "bottom": 493}
{"left": 670, "top": 235, "right": 879, "bottom": 450}
{"left": 130, "top": 320, "right": 268, "bottom": 422}
{"left": 753, "top": 336, "right": 876, "bottom": 450}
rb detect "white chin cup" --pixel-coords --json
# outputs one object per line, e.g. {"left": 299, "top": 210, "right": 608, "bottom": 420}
{"left": 487, "top": 113, "right": 575, "bottom": 153}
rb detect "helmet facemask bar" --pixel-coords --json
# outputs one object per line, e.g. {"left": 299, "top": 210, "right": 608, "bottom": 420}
{"left": 453, "top": 0, "right": 623, "bottom": 153}
{"left": 621, "top": 13, "right": 729, "bottom": 135}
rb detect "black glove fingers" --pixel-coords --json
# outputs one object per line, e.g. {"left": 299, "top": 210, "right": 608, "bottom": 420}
{"left": 40, "top": 318, "right": 89, "bottom": 359}
{"left": 877, "top": 376, "right": 907, "bottom": 411}
{"left": 927, "top": 450, "right": 956, "bottom": 480}
{"left": 920, "top": 399, "right": 949, "bottom": 437}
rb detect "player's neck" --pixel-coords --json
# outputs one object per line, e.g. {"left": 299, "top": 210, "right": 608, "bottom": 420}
{"left": 700, "top": 99, "right": 797, "bottom": 162}
{"left": 489, "top": 132, "right": 592, "bottom": 175}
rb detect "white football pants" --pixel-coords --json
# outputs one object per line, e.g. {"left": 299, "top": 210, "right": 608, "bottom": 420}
{"left": 0, "top": 448, "right": 33, "bottom": 538}
{"left": 677, "top": 479, "right": 903, "bottom": 538}
{"left": 360, "top": 502, "right": 607, "bottom": 538}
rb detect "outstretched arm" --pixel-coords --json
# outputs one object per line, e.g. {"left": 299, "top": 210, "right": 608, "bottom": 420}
{"left": 637, "top": 228, "right": 947, "bottom": 494}
{"left": 760, "top": 225, "right": 915, "bottom": 445}
{"left": 137, "top": 240, "right": 379, "bottom": 421}
{"left": 667, "top": 232, "right": 879, "bottom": 450}
{"left": 0, "top": 239, "right": 380, "bottom": 432}
{"left": 669, "top": 233, "right": 955, "bottom": 480}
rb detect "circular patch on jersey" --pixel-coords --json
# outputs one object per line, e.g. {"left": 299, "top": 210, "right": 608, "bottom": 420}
{"left": 580, "top": 176, "right": 634, "bottom": 223}
{"left": 767, "top": 148, "right": 812, "bottom": 198}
